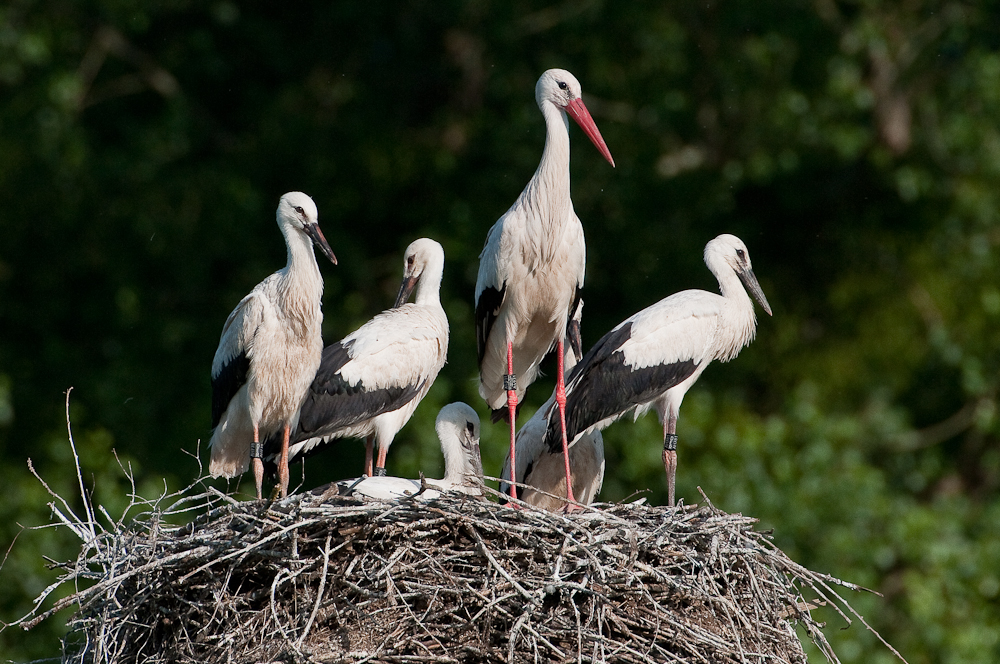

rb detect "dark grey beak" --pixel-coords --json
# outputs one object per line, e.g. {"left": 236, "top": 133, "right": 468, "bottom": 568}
{"left": 394, "top": 274, "right": 418, "bottom": 308}
{"left": 464, "top": 437, "right": 484, "bottom": 483}
{"left": 304, "top": 223, "right": 338, "bottom": 266}
{"left": 469, "top": 443, "right": 484, "bottom": 485}
{"left": 738, "top": 267, "right": 772, "bottom": 316}
{"left": 567, "top": 317, "right": 583, "bottom": 363}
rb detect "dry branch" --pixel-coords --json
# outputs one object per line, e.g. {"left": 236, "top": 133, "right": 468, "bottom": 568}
{"left": 7, "top": 472, "right": 907, "bottom": 664}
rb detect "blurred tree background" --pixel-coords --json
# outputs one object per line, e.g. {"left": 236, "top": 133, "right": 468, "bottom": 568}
{"left": 1, "top": 0, "right": 999, "bottom": 661}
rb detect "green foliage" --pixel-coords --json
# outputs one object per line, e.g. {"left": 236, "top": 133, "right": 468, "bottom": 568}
{"left": 2, "top": 1, "right": 999, "bottom": 661}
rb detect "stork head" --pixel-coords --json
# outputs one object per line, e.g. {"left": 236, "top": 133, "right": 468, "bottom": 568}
{"left": 393, "top": 238, "right": 445, "bottom": 307}
{"left": 436, "top": 402, "right": 484, "bottom": 487}
{"left": 705, "top": 234, "right": 772, "bottom": 316}
{"left": 277, "top": 192, "right": 338, "bottom": 265}
{"left": 536, "top": 68, "right": 615, "bottom": 167}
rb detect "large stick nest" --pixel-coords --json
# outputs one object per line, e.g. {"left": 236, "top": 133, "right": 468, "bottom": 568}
{"left": 14, "top": 473, "right": 905, "bottom": 664}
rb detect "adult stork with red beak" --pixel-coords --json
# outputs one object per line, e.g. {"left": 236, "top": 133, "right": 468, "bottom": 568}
{"left": 475, "top": 69, "right": 615, "bottom": 504}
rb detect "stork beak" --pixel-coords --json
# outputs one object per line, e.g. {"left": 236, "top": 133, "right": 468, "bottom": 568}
{"left": 564, "top": 97, "right": 615, "bottom": 167}
{"left": 393, "top": 274, "right": 418, "bottom": 308}
{"left": 464, "top": 438, "right": 484, "bottom": 483}
{"left": 738, "top": 268, "right": 773, "bottom": 316}
{"left": 305, "top": 223, "right": 338, "bottom": 266}
{"left": 567, "top": 317, "right": 583, "bottom": 363}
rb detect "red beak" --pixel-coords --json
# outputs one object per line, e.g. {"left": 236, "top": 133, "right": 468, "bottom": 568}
{"left": 564, "top": 97, "right": 615, "bottom": 167}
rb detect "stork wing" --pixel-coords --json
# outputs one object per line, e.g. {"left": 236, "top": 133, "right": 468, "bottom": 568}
{"left": 474, "top": 221, "right": 507, "bottom": 368}
{"left": 296, "top": 304, "right": 448, "bottom": 440}
{"left": 210, "top": 292, "right": 265, "bottom": 428}
{"left": 336, "top": 476, "right": 428, "bottom": 500}
{"left": 546, "top": 292, "right": 719, "bottom": 451}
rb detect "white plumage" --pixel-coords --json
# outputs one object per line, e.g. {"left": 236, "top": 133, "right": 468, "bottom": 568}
{"left": 543, "top": 234, "right": 772, "bottom": 506}
{"left": 263, "top": 238, "right": 448, "bottom": 481}
{"left": 474, "top": 68, "right": 614, "bottom": 502}
{"left": 333, "top": 402, "right": 483, "bottom": 501}
{"left": 500, "top": 301, "right": 604, "bottom": 511}
{"left": 209, "top": 192, "right": 337, "bottom": 500}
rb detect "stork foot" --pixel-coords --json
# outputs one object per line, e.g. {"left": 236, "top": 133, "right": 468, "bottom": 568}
{"left": 374, "top": 466, "right": 387, "bottom": 477}
{"left": 561, "top": 502, "right": 584, "bottom": 514}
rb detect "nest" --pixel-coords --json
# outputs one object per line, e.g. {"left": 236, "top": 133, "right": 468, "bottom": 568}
{"left": 13, "top": 467, "right": 906, "bottom": 664}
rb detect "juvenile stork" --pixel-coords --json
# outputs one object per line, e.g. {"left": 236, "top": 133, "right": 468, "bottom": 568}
{"left": 500, "top": 300, "right": 604, "bottom": 511}
{"left": 333, "top": 402, "right": 483, "bottom": 501}
{"left": 262, "top": 238, "right": 448, "bottom": 482}
{"left": 209, "top": 192, "right": 337, "bottom": 500}
{"left": 541, "top": 234, "right": 772, "bottom": 506}
{"left": 475, "top": 68, "right": 614, "bottom": 503}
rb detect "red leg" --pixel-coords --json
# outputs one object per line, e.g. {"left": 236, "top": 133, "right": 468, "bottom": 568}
{"left": 364, "top": 435, "right": 375, "bottom": 476}
{"left": 555, "top": 339, "right": 577, "bottom": 508}
{"left": 374, "top": 443, "right": 388, "bottom": 476}
{"left": 278, "top": 423, "right": 291, "bottom": 499}
{"left": 506, "top": 340, "right": 519, "bottom": 503}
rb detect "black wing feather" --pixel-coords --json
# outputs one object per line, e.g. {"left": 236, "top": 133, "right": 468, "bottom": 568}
{"left": 261, "top": 339, "right": 425, "bottom": 469}
{"left": 543, "top": 322, "right": 699, "bottom": 452}
{"left": 211, "top": 351, "right": 249, "bottom": 429}
{"left": 475, "top": 283, "right": 506, "bottom": 368}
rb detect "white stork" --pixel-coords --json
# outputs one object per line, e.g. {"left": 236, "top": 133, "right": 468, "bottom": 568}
{"left": 209, "top": 192, "right": 337, "bottom": 500}
{"left": 333, "top": 402, "right": 483, "bottom": 501}
{"left": 475, "top": 68, "right": 614, "bottom": 503}
{"left": 541, "top": 234, "right": 772, "bottom": 507}
{"left": 262, "top": 237, "right": 448, "bottom": 482}
{"left": 500, "top": 300, "right": 605, "bottom": 511}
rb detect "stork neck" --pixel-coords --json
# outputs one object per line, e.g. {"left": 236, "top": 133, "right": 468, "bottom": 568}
{"left": 280, "top": 225, "right": 324, "bottom": 308}
{"left": 710, "top": 260, "right": 758, "bottom": 358}
{"left": 441, "top": 435, "right": 479, "bottom": 486}
{"left": 539, "top": 103, "right": 572, "bottom": 184}
{"left": 434, "top": 421, "right": 461, "bottom": 482}
{"left": 715, "top": 266, "right": 752, "bottom": 309}
{"left": 413, "top": 257, "right": 444, "bottom": 307}
{"left": 523, "top": 102, "right": 572, "bottom": 226}
{"left": 283, "top": 223, "right": 314, "bottom": 266}
{"left": 441, "top": 446, "right": 464, "bottom": 485}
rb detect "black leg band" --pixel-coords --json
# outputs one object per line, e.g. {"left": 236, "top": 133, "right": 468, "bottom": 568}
{"left": 663, "top": 434, "right": 678, "bottom": 452}
{"left": 374, "top": 466, "right": 387, "bottom": 477}
{"left": 503, "top": 374, "right": 517, "bottom": 391}
{"left": 250, "top": 441, "right": 264, "bottom": 459}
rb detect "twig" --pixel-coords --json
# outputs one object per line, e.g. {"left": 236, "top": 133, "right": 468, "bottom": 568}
{"left": 11, "top": 473, "right": 907, "bottom": 664}
{"left": 297, "top": 533, "right": 332, "bottom": 648}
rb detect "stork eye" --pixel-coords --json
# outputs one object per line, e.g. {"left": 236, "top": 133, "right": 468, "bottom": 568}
{"left": 557, "top": 81, "right": 568, "bottom": 90}
{"left": 736, "top": 249, "right": 746, "bottom": 260}
{"left": 466, "top": 421, "right": 475, "bottom": 436}
{"left": 407, "top": 255, "right": 415, "bottom": 267}
{"left": 294, "top": 206, "right": 305, "bottom": 216}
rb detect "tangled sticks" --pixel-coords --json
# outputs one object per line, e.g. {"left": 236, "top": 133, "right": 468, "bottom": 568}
{"left": 16, "top": 479, "right": 904, "bottom": 664}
